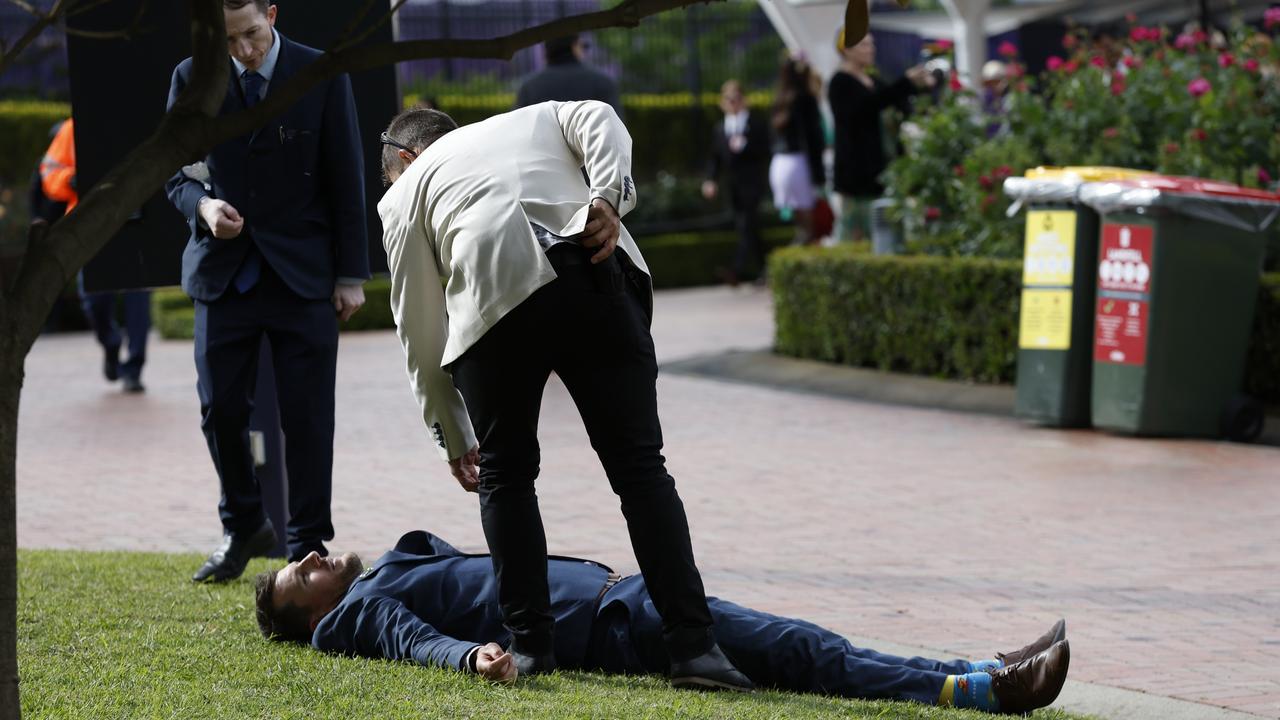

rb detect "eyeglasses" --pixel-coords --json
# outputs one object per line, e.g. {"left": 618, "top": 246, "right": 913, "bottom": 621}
{"left": 380, "top": 131, "right": 418, "bottom": 159}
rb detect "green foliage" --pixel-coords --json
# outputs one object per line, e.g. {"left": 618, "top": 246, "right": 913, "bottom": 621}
{"left": 21, "top": 549, "right": 1063, "bottom": 719}
{"left": 770, "top": 247, "right": 1280, "bottom": 402}
{"left": 151, "top": 228, "right": 794, "bottom": 338}
{"left": 0, "top": 100, "right": 68, "bottom": 186}
{"left": 885, "top": 22, "right": 1280, "bottom": 259}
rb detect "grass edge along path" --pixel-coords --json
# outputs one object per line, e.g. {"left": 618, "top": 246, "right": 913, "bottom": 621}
{"left": 18, "top": 549, "right": 1090, "bottom": 719}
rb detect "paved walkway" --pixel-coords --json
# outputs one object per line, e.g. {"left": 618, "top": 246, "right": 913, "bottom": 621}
{"left": 16, "top": 285, "right": 1280, "bottom": 718}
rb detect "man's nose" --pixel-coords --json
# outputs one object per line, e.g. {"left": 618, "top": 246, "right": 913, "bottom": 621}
{"left": 303, "top": 551, "right": 322, "bottom": 567}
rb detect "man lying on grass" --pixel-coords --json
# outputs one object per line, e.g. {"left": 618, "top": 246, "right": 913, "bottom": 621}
{"left": 254, "top": 530, "right": 1070, "bottom": 714}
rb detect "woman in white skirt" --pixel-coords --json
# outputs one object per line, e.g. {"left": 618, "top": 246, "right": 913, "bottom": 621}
{"left": 769, "top": 55, "right": 826, "bottom": 245}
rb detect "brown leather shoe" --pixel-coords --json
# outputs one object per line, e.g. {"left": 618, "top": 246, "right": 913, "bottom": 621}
{"left": 989, "top": 639, "right": 1069, "bottom": 714}
{"left": 996, "top": 619, "right": 1066, "bottom": 667}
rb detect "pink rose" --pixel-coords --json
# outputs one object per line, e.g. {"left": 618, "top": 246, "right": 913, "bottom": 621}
{"left": 1245, "top": 58, "right": 1261, "bottom": 73}
{"left": 998, "top": 41, "right": 1018, "bottom": 58}
{"left": 1122, "top": 56, "right": 1141, "bottom": 69}
{"left": 1260, "top": 167, "right": 1274, "bottom": 185}
{"left": 1103, "top": 127, "right": 1120, "bottom": 139}
{"left": 1064, "top": 60, "right": 1080, "bottom": 74}
{"left": 1187, "top": 77, "right": 1212, "bottom": 97}
{"left": 1175, "top": 33, "right": 1196, "bottom": 50}
{"left": 935, "top": 39, "right": 954, "bottom": 51}
{"left": 949, "top": 72, "right": 964, "bottom": 91}
{"left": 1046, "top": 56, "right": 1064, "bottom": 71}
{"left": 1268, "top": 7, "right": 1280, "bottom": 29}
{"left": 1163, "top": 142, "right": 1180, "bottom": 154}
{"left": 1218, "top": 52, "right": 1235, "bottom": 68}
{"left": 1090, "top": 55, "right": 1107, "bottom": 69}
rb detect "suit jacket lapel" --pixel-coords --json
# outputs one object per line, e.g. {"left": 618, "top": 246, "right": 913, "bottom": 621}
{"left": 249, "top": 33, "right": 293, "bottom": 146}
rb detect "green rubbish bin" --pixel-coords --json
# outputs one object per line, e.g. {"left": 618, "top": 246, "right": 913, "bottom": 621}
{"left": 1077, "top": 176, "right": 1280, "bottom": 441}
{"left": 1004, "top": 167, "right": 1154, "bottom": 427}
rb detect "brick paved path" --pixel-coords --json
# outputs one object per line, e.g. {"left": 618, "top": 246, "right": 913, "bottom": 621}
{"left": 16, "top": 286, "right": 1280, "bottom": 718}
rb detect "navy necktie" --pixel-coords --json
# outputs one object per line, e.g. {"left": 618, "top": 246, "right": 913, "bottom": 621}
{"left": 242, "top": 70, "right": 265, "bottom": 108}
{"left": 233, "top": 70, "right": 265, "bottom": 293}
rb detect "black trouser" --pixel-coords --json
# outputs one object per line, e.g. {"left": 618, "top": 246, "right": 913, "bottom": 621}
{"left": 729, "top": 186, "right": 763, "bottom": 277}
{"left": 193, "top": 261, "right": 338, "bottom": 561}
{"left": 450, "top": 244, "right": 714, "bottom": 662}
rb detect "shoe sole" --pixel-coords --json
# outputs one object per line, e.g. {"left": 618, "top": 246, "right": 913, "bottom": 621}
{"left": 670, "top": 676, "right": 754, "bottom": 693}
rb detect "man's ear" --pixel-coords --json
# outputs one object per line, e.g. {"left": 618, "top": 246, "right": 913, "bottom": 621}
{"left": 398, "top": 148, "right": 415, "bottom": 165}
{"left": 266, "top": 4, "right": 278, "bottom": 27}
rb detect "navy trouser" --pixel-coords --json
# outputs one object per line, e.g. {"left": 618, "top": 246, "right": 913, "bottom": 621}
{"left": 193, "top": 261, "right": 338, "bottom": 560}
{"left": 588, "top": 577, "right": 968, "bottom": 704}
{"left": 451, "top": 244, "right": 714, "bottom": 662}
{"left": 78, "top": 274, "right": 151, "bottom": 381}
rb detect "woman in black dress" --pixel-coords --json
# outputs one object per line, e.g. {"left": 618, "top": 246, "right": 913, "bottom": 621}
{"left": 768, "top": 55, "right": 826, "bottom": 245}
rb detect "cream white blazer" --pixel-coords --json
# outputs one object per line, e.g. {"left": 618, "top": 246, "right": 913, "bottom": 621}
{"left": 377, "top": 100, "right": 650, "bottom": 461}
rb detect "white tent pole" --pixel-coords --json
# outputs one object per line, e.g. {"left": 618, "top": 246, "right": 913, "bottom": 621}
{"left": 939, "top": 0, "right": 991, "bottom": 88}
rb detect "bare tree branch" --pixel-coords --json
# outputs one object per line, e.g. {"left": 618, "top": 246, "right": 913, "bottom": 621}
{"left": 0, "top": 0, "right": 69, "bottom": 75}
{"left": 331, "top": 0, "right": 384, "bottom": 50}
{"left": 332, "top": 0, "right": 409, "bottom": 54}
{"left": 5, "top": 0, "right": 41, "bottom": 18}
{"left": 62, "top": 0, "right": 149, "bottom": 40}
{"left": 14, "top": 0, "right": 736, "bottom": 353}
{"left": 64, "top": 0, "right": 127, "bottom": 17}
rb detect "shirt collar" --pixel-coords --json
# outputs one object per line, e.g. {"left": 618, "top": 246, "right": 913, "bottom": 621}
{"left": 232, "top": 27, "right": 280, "bottom": 84}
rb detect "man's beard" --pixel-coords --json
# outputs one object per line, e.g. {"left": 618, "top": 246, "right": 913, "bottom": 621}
{"left": 336, "top": 552, "right": 365, "bottom": 585}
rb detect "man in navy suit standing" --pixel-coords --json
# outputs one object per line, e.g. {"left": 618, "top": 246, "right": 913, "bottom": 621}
{"left": 166, "top": 0, "right": 370, "bottom": 583}
{"left": 253, "top": 530, "right": 1071, "bottom": 714}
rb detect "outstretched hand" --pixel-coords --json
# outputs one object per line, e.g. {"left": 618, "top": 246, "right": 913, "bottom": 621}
{"left": 475, "top": 643, "right": 517, "bottom": 683}
{"left": 576, "top": 198, "right": 620, "bottom": 264}
{"left": 448, "top": 445, "right": 481, "bottom": 493}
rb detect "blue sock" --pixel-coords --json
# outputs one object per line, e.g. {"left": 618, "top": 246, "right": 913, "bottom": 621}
{"left": 951, "top": 671, "right": 999, "bottom": 712}
{"left": 968, "top": 659, "right": 1003, "bottom": 672}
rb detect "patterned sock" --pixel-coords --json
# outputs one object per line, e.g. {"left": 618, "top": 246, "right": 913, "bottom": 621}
{"left": 968, "top": 659, "right": 1003, "bottom": 672}
{"left": 939, "top": 671, "right": 998, "bottom": 712}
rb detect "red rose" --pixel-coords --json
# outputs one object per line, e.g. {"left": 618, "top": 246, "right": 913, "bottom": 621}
{"left": 978, "top": 175, "right": 993, "bottom": 190}
{"left": 1218, "top": 53, "right": 1235, "bottom": 68}
{"left": 1063, "top": 34, "right": 1078, "bottom": 49}
{"left": 924, "top": 207, "right": 942, "bottom": 221}
{"left": 1090, "top": 55, "right": 1107, "bottom": 69}
{"left": 1245, "top": 58, "right": 1261, "bottom": 73}
{"left": 1260, "top": 167, "right": 1274, "bottom": 185}
{"left": 998, "top": 41, "right": 1018, "bottom": 58}
{"left": 1046, "top": 56, "right": 1064, "bottom": 71}
{"left": 1190, "top": 128, "right": 1208, "bottom": 142}
{"left": 1122, "top": 56, "right": 1140, "bottom": 69}
{"left": 949, "top": 72, "right": 964, "bottom": 91}
{"left": 1163, "top": 142, "right": 1180, "bottom": 154}
{"left": 953, "top": 165, "right": 966, "bottom": 177}
{"left": 1187, "top": 78, "right": 1212, "bottom": 97}
{"left": 1064, "top": 60, "right": 1079, "bottom": 73}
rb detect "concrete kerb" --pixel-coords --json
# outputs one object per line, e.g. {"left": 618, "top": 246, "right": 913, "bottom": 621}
{"left": 661, "top": 349, "right": 1280, "bottom": 447}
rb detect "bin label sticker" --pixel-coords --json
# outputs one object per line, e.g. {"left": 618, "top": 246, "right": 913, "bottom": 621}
{"left": 1098, "top": 224, "right": 1153, "bottom": 294}
{"left": 1094, "top": 297, "right": 1148, "bottom": 365}
{"left": 1023, "top": 211, "right": 1077, "bottom": 287}
{"left": 1019, "top": 289, "right": 1073, "bottom": 350}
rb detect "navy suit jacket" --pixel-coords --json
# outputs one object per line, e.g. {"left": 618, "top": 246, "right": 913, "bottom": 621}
{"left": 312, "top": 531, "right": 652, "bottom": 671}
{"left": 165, "top": 34, "right": 370, "bottom": 302}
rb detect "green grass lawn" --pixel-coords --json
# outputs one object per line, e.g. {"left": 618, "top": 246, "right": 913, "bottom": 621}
{"left": 18, "top": 550, "right": 1087, "bottom": 719}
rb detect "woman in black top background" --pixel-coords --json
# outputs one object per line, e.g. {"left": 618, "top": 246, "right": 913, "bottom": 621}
{"left": 828, "top": 30, "right": 932, "bottom": 242}
{"left": 768, "top": 55, "right": 826, "bottom": 245}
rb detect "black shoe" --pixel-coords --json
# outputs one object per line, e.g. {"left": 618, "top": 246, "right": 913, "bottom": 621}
{"left": 670, "top": 643, "right": 754, "bottom": 692}
{"left": 121, "top": 375, "right": 145, "bottom": 394}
{"left": 996, "top": 619, "right": 1066, "bottom": 667}
{"left": 989, "top": 639, "right": 1070, "bottom": 714}
{"left": 508, "top": 648, "right": 557, "bottom": 676}
{"left": 192, "top": 521, "right": 277, "bottom": 583}
{"left": 102, "top": 345, "right": 120, "bottom": 381}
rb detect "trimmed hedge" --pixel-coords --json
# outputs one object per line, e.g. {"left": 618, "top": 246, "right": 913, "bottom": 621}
{"left": 152, "top": 226, "right": 796, "bottom": 339}
{"left": 0, "top": 100, "right": 69, "bottom": 185}
{"left": 770, "top": 246, "right": 1280, "bottom": 404}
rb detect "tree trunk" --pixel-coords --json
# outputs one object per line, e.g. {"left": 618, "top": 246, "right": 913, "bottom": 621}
{"left": 0, "top": 330, "right": 23, "bottom": 720}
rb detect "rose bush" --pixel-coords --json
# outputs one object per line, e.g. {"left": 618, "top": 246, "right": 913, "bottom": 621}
{"left": 885, "top": 20, "right": 1280, "bottom": 259}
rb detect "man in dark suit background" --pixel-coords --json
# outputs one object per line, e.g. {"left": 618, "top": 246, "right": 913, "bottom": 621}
{"left": 253, "top": 530, "right": 1071, "bottom": 714}
{"left": 515, "top": 33, "right": 623, "bottom": 119}
{"left": 165, "top": 0, "right": 370, "bottom": 583}
{"left": 702, "top": 79, "right": 771, "bottom": 286}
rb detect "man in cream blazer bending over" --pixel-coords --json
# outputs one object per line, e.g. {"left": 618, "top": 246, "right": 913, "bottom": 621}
{"left": 377, "top": 101, "right": 751, "bottom": 691}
